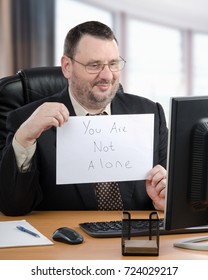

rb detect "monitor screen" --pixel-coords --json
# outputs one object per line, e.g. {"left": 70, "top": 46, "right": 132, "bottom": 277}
{"left": 164, "top": 96, "right": 208, "bottom": 230}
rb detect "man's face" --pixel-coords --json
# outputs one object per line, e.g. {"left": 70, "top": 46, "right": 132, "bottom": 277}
{"left": 68, "top": 35, "right": 121, "bottom": 110}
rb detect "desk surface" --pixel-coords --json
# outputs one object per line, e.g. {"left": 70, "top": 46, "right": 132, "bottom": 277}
{"left": 0, "top": 211, "right": 207, "bottom": 260}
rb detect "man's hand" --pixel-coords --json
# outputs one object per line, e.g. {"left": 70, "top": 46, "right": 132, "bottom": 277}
{"left": 146, "top": 164, "right": 166, "bottom": 211}
{"left": 15, "top": 102, "right": 69, "bottom": 148}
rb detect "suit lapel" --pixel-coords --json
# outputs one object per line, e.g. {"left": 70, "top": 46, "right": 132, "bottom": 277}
{"left": 76, "top": 183, "right": 97, "bottom": 209}
{"left": 119, "top": 181, "right": 135, "bottom": 208}
{"left": 58, "top": 88, "right": 77, "bottom": 116}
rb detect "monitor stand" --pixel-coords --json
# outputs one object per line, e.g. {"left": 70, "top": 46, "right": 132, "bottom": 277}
{"left": 174, "top": 236, "right": 208, "bottom": 250}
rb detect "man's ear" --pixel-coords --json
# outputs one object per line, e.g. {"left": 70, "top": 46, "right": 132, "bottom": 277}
{"left": 61, "top": 55, "right": 71, "bottom": 78}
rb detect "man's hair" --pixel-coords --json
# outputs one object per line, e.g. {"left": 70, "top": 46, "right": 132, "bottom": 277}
{"left": 63, "top": 21, "right": 117, "bottom": 57}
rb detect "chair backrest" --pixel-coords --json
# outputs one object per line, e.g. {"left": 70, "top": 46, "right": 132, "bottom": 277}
{"left": 0, "top": 66, "right": 67, "bottom": 157}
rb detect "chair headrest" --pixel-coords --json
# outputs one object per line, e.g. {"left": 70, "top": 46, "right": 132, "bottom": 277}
{"left": 18, "top": 66, "right": 67, "bottom": 103}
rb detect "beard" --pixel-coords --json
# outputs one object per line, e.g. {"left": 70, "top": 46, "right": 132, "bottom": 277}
{"left": 70, "top": 74, "right": 120, "bottom": 110}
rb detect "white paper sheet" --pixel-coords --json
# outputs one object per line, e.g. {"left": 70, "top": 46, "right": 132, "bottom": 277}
{"left": 56, "top": 114, "right": 154, "bottom": 184}
{"left": 0, "top": 220, "right": 53, "bottom": 248}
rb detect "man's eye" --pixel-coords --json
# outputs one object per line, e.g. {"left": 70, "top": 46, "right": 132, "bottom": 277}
{"left": 110, "top": 61, "right": 118, "bottom": 66}
{"left": 89, "top": 64, "right": 100, "bottom": 69}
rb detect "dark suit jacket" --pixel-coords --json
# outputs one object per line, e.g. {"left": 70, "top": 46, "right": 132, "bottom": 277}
{"left": 0, "top": 87, "right": 168, "bottom": 215}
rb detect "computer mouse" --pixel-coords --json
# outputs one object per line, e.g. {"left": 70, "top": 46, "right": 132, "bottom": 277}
{"left": 52, "top": 227, "right": 84, "bottom": 245}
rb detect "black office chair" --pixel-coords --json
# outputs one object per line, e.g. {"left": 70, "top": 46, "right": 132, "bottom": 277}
{"left": 0, "top": 66, "right": 124, "bottom": 159}
{"left": 0, "top": 67, "right": 67, "bottom": 159}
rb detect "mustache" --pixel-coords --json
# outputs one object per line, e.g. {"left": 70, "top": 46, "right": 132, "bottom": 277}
{"left": 93, "top": 80, "right": 112, "bottom": 86}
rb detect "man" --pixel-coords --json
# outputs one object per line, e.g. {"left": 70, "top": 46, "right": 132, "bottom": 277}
{"left": 0, "top": 21, "right": 167, "bottom": 216}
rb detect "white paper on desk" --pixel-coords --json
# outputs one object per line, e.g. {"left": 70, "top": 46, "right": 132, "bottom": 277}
{"left": 0, "top": 220, "right": 53, "bottom": 248}
{"left": 56, "top": 114, "right": 154, "bottom": 184}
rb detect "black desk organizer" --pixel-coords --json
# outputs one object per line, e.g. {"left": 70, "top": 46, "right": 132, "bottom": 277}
{"left": 122, "top": 211, "right": 160, "bottom": 256}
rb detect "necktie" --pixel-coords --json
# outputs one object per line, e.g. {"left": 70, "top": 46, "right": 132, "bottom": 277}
{"left": 96, "top": 181, "right": 123, "bottom": 210}
{"left": 86, "top": 112, "right": 123, "bottom": 210}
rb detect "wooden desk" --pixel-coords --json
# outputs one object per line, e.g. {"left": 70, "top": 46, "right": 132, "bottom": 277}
{"left": 0, "top": 211, "right": 207, "bottom": 260}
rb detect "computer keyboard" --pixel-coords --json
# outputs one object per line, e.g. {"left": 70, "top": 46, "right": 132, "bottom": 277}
{"left": 79, "top": 219, "right": 208, "bottom": 238}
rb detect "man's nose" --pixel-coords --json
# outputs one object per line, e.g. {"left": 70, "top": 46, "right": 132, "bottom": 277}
{"left": 98, "top": 64, "right": 113, "bottom": 79}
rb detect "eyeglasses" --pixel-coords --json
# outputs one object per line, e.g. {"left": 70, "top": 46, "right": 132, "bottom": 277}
{"left": 68, "top": 56, "right": 126, "bottom": 74}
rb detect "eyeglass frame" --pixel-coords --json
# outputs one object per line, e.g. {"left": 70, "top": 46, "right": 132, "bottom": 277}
{"left": 67, "top": 55, "right": 126, "bottom": 74}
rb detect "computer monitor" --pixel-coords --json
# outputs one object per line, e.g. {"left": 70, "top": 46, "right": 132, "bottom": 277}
{"left": 164, "top": 96, "right": 208, "bottom": 232}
